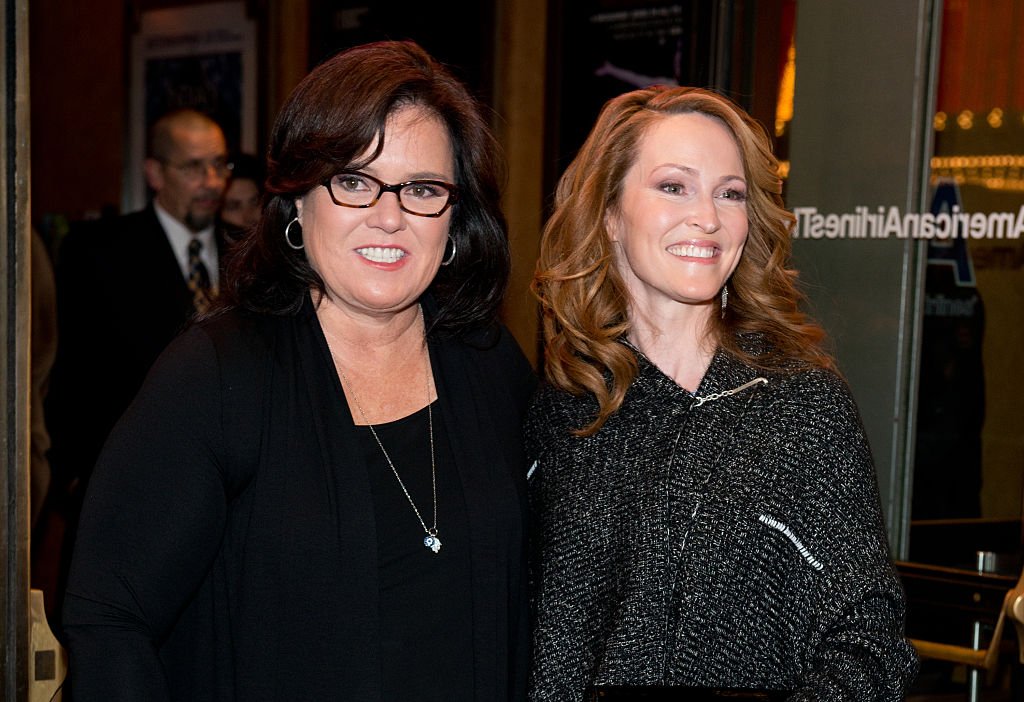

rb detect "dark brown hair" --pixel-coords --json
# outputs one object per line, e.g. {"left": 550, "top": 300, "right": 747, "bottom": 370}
{"left": 220, "top": 41, "right": 509, "bottom": 336}
{"left": 534, "top": 86, "right": 833, "bottom": 434}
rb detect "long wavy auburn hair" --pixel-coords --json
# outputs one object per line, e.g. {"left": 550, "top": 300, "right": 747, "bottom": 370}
{"left": 533, "top": 86, "right": 833, "bottom": 435}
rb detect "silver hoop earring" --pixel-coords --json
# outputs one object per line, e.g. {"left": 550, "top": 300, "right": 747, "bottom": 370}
{"left": 284, "top": 217, "right": 304, "bottom": 250}
{"left": 440, "top": 235, "right": 456, "bottom": 266}
{"left": 720, "top": 284, "right": 729, "bottom": 318}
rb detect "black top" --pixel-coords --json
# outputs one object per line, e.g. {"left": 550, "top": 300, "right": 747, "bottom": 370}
{"left": 63, "top": 298, "right": 535, "bottom": 701}
{"left": 359, "top": 404, "right": 474, "bottom": 701}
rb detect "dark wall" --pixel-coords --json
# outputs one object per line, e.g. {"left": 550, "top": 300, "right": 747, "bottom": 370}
{"left": 30, "top": 0, "right": 128, "bottom": 237}
{"left": 307, "top": 1, "right": 496, "bottom": 104}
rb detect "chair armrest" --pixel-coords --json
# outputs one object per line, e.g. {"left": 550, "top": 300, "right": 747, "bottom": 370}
{"left": 1006, "top": 570, "right": 1024, "bottom": 664}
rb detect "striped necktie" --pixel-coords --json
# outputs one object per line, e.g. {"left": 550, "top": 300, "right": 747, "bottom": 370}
{"left": 187, "top": 237, "right": 213, "bottom": 314}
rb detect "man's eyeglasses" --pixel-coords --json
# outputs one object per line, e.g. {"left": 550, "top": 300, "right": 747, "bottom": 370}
{"left": 163, "top": 157, "right": 232, "bottom": 182}
{"left": 323, "top": 171, "right": 459, "bottom": 218}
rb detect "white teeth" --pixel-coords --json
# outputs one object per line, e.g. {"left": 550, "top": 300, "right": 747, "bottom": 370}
{"left": 356, "top": 247, "right": 406, "bottom": 263}
{"left": 667, "top": 244, "right": 716, "bottom": 258}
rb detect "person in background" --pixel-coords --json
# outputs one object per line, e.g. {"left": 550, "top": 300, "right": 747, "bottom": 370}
{"left": 528, "top": 86, "right": 917, "bottom": 701}
{"left": 47, "top": 107, "right": 229, "bottom": 491}
{"left": 219, "top": 151, "right": 264, "bottom": 240}
{"left": 43, "top": 108, "right": 229, "bottom": 637}
{"left": 63, "top": 40, "right": 533, "bottom": 701}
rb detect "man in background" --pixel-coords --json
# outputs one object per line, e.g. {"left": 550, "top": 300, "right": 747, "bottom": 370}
{"left": 42, "top": 108, "right": 229, "bottom": 634}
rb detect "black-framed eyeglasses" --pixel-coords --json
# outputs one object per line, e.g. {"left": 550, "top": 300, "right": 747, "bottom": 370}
{"left": 323, "top": 171, "right": 459, "bottom": 218}
{"left": 163, "top": 157, "right": 232, "bottom": 182}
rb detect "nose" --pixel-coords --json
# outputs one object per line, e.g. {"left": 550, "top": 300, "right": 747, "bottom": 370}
{"left": 367, "top": 190, "right": 405, "bottom": 233}
{"left": 202, "top": 164, "right": 227, "bottom": 189}
{"left": 687, "top": 192, "right": 721, "bottom": 233}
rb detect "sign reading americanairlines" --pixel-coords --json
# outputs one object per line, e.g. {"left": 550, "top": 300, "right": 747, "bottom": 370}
{"left": 791, "top": 205, "right": 1024, "bottom": 240}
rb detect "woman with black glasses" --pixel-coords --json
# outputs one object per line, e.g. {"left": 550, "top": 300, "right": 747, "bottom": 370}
{"left": 64, "top": 41, "right": 533, "bottom": 701}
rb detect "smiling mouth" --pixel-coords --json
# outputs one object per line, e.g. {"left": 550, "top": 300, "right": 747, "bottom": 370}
{"left": 667, "top": 244, "right": 718, "bottom": 259}
{"left": 356, "top": 246, "right": 407, "bottom": 264}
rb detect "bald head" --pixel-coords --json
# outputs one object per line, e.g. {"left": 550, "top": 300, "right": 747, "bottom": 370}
{"left": 148, "top": 109, "right": 224, "bottom": 161}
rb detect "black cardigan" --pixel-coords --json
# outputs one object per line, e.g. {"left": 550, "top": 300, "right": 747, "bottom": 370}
{"left": 64, "top": 299, "right": 535, "bottom": 701}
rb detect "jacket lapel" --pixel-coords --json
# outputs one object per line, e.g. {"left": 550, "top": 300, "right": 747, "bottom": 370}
{"left": 290, "top": 299, "right": 383, "bottom": 698}
{"left": 429, "top": 333, "right": 506, "bottom": 699}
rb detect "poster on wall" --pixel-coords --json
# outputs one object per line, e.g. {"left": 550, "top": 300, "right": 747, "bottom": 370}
{"left": 126, "top": 1, "right": 256, "bottom": 212}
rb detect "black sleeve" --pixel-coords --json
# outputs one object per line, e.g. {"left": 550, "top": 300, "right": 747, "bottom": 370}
{"left": 784, "top": 372, "right": 918, "bottom": 701}
{"left": 62, "top": 325, "right": 231, "bottom": 701}
{"left": 490, "top": 325, "right": 537, "bottom": 702}
{"left": 499, "top": 324, "right": 538, "bottom": 416}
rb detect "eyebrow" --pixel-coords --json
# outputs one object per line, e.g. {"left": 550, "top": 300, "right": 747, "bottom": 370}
{"left": 654, "top": 163, "right": 746, "bottom": 184}
{"left": 357, "top": 166, "right": 455, "bottom": 182}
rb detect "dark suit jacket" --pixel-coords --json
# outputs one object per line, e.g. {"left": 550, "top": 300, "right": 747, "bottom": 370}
{"left": 46, "top": 204, "right": 220, "bottom": 486}
{"left": 64, "top": 300, "right": 535, "bottom": 701}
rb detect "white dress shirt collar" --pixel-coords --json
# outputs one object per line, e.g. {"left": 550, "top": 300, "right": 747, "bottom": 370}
{"left": 153, "top": 201, "right": 219, "bottom": 288}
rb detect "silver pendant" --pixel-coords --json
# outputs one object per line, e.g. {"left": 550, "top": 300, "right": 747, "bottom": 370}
{"left": 424, "top": 535, "right": 442, "bottom": 553}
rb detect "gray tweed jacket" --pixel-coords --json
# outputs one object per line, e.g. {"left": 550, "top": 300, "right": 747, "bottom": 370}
{"left": 526, "top": 343, "right": 917, "bottom": 701}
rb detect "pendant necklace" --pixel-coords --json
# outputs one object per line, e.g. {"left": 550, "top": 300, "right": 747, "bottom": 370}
{"left": 331, "top": 308, "right": 441, "bottom": 554}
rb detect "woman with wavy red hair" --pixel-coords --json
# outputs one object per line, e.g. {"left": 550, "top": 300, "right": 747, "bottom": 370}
{"left": 528, "top": 86, "right": 916, "bottom": 701}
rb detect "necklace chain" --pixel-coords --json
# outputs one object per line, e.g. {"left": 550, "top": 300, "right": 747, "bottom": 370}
{"left": 328, "top": 307, "right": 441, "bottom": 553}
{"left": 692, "top": 377, "right": 768, "bottom": 407}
